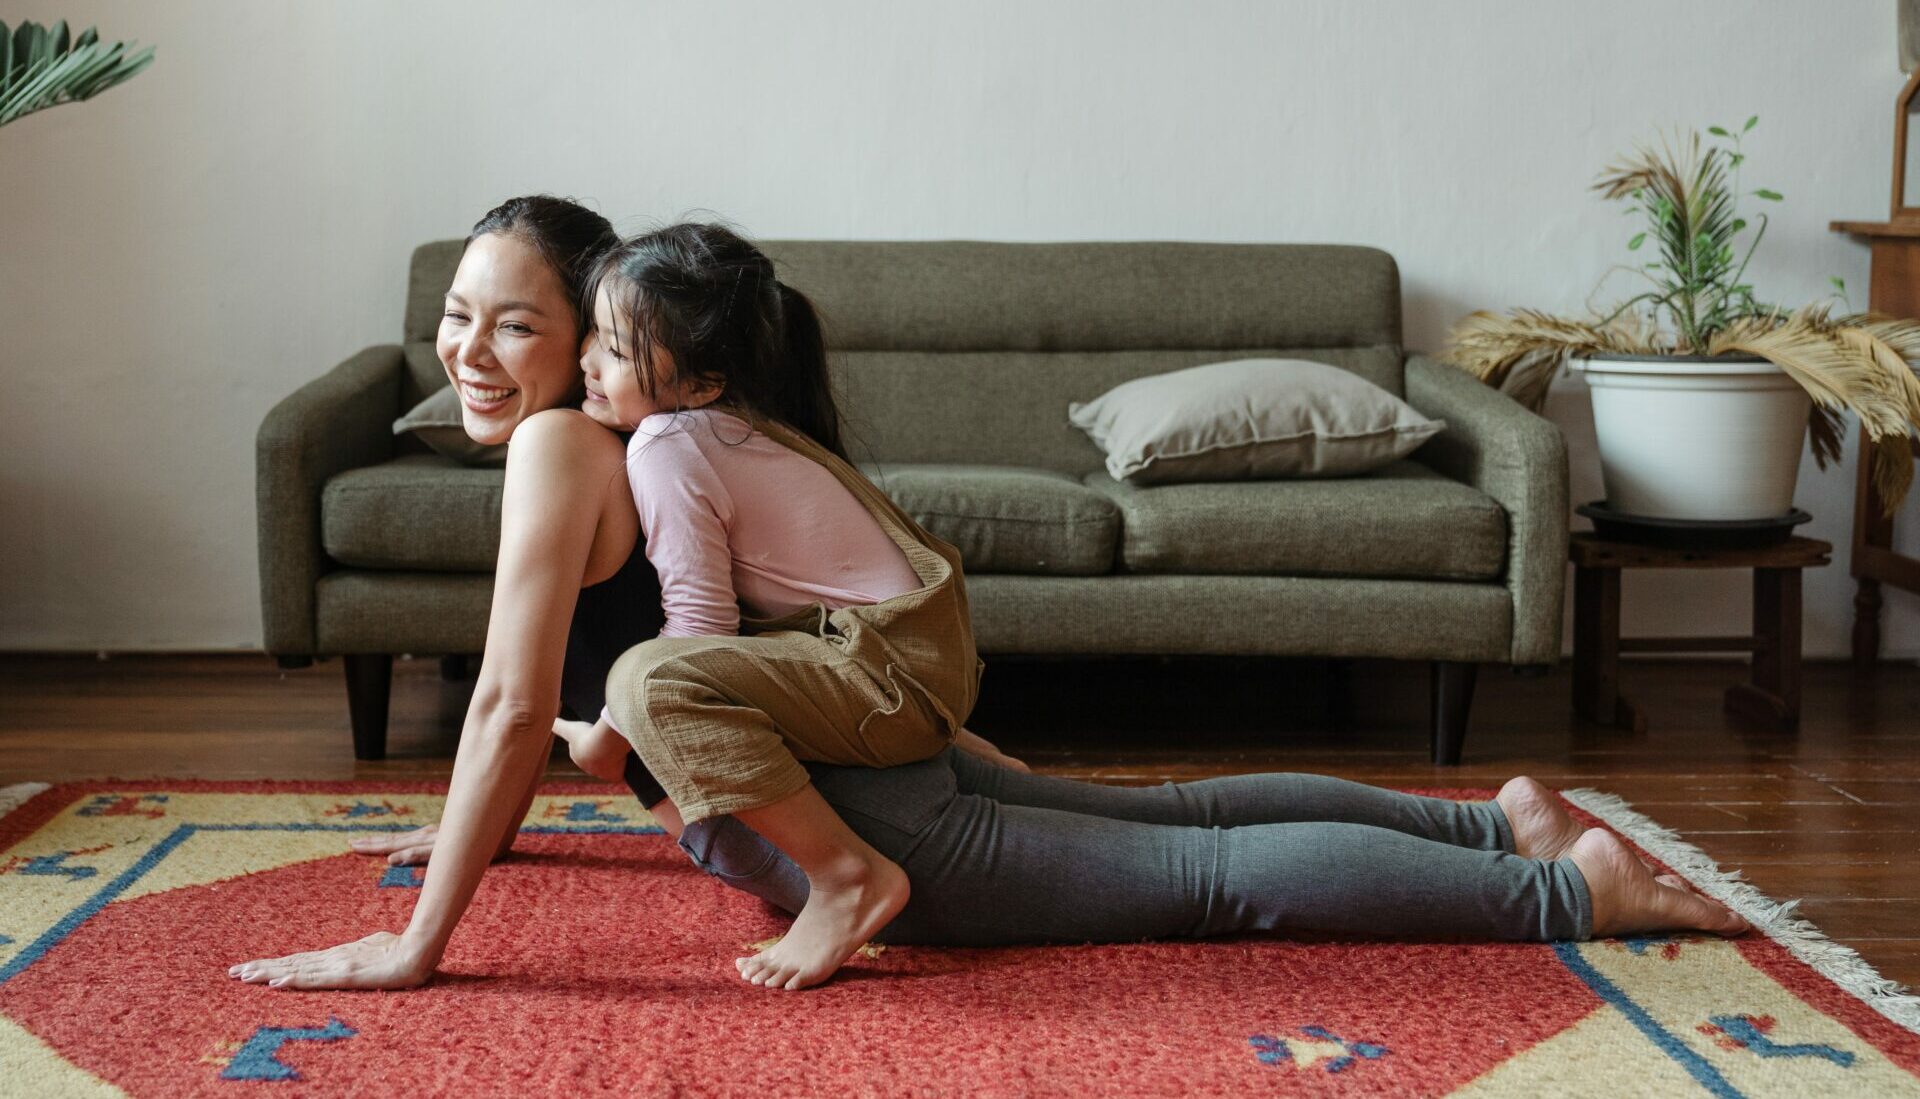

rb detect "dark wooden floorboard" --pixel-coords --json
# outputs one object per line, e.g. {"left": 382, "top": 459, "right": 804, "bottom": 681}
{"left": 2, "top": 652, "right": 1917, "bottom": 987}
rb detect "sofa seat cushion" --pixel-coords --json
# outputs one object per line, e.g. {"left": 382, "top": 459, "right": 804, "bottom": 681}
{"left": 1087, "top": 460, "right": 1506, "bottom": 580}
{"left": 323, "top": 455, "right": 502, "bottom": 571}
{"left": 860, "top": 464, "right": 1118, "bottom": 576}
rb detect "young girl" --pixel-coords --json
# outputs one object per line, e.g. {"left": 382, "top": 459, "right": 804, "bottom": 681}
{"left": 554, "top": 222, "right": 988, "bottom": 991}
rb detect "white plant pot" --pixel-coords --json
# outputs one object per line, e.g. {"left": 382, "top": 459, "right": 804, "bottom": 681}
{"left": 1569, "top": 354, "right": 1811, "bottom": 521}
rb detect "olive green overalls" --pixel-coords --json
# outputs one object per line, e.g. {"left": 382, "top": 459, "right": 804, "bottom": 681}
{"left": 604, "top": 415, "right": 986, "bottom": 824}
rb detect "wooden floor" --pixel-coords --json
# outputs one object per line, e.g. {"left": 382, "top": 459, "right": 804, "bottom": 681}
{"left": 2, "top": 652, "right": 1916, "bottom": 987}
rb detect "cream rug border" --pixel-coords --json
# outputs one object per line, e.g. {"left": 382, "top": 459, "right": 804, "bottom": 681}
{"left": 1, "top": 781, "right": 1911, "bottom": 1035}
{"left": 0, "top": 783, "right": 49, "bottom": 819}
{"left": 1564, "top": 787, "right": 1920, "bottom": 1038}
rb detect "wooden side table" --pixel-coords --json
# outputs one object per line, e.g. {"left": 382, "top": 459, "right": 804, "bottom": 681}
{"left": 1569, "top": 534, "right": 1832, "bottom": 733}
{"left": 1829, "top": 219, "right": 1920, "bottom": 666}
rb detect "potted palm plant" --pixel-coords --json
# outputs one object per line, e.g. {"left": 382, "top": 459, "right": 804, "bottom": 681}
{"left": 1, "top": 19, "right": 153, "bottom": 129}
{"left": 1446, "top": 119, "right": 1920, "bottom": 540}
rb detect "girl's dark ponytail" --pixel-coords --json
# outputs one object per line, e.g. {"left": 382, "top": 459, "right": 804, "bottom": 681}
{"left": 772, "top": 280, "right": 845, "bottom": 461}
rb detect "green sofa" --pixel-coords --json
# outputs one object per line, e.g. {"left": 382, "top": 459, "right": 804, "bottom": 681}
{"left": 258, "top": 240, "right": 1567, "bottom": 764}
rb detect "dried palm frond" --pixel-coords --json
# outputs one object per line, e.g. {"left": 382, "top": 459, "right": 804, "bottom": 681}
{"left": 1442, "top": 309, "right": 1645, "bottom": 412}
{"left": 1788, "top": 307, "right": 1920, "bottom": 486}
{"left": 1842, "top": 315, "right": 1920, "bottom": 426}
{"left": 1807, "top": 405, "right": 1846, "bottom": 470}
{"left": 1708, "top": 312, "right": 1918, "bottom": 510}
{"left": 1593, "top": 130, "right": 1699, "bottom": 204}
{"left": 1871, "top": 432, "right": 1917, "bottom": 515}
{"left": 1708, "top": 311, "right": 1881, "bottom": 424}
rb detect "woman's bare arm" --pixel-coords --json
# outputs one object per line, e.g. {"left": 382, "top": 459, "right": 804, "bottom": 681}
{"left": 349, "top": 731, "right": 550, "bottom": 867}
{"left": 231, "top": 410, "right": 628, "bottom": 990}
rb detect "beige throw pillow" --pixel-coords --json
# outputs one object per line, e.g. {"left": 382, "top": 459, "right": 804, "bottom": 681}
{"left": 1068, "top": 358, "right": 1444, "bottom": 484}
{"left": 393, "top": 385, "right": 508, "bottom": 467}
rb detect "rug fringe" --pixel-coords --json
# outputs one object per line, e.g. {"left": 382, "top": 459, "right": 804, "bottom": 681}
{"left": 1562, "top": 787, "right": 1920, "bottom": 1038}
{"left": 0, "top": 783, "right": 50, "bottom": 820}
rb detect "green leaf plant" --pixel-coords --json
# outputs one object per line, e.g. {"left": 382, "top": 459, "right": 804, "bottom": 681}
{"left": 1445, "top": 120, "right": 1920, "bottom": 514}
{"left": 0, "top": 19, "right": 154, "bottom": 129}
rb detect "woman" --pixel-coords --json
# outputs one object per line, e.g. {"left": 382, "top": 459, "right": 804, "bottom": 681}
{"left": 229, "top": 197, "right": 1746, "bottom": 992}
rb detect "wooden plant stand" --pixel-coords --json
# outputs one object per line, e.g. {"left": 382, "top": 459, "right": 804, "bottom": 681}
{"left": 1569, "top": 533, "right": 1832, "bottom": 733}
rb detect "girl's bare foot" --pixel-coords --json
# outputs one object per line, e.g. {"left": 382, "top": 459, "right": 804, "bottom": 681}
{"left": 552, "top": 718, "right": 629, "bottom": 783}
{"left": 1496, "top": 777, "right": 1586, "bottom": 860}
{"left": 1567, "top": 828, "right": 1750, "bottom": 938}
{"left": 734, "top": 848, "right": 908, "bottom": 991}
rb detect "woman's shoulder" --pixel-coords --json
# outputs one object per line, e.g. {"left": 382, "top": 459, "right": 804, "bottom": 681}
{"left": 487, "top": 409, "right": 638, "bottom": 583}
{"left": 509, "top": 409, "right": 627, "bottom": 476}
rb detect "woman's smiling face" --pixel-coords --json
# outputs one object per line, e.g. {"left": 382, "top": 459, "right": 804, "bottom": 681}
{"left": 435, "top": 232, "right": 581, "bottom": 445}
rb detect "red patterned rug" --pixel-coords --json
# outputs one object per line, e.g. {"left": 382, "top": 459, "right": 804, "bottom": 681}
{"left": 1, "top": 779, "right": 1916, "bottom": 1097}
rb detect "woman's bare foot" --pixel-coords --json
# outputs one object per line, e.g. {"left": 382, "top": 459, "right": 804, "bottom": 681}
{"left": 1496, "top": 777, "right": 1586, "bottom": 860}
{"left": 551, "top": 718, "right": 629, "bottom": 783}
{"left": 1496, "top": 778, "right": 1663, "bottom": 873}
{"left": 734, "top": 848, "right": 909, "bottom": 991}
{"left": 1568, "top": 828, "right": 1750, "bottom": 938}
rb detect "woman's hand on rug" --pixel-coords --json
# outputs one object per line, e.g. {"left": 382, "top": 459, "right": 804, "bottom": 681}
{"left": 349, "top": 824, "right": 516, "bottom": 866}
{"left": 228, "top": 931, "right": 435, "bottom": 991}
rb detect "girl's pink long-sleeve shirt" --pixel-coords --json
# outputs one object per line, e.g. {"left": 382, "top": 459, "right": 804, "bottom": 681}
{"left": 625, "top": 408, "right": 923, "bottom": 638}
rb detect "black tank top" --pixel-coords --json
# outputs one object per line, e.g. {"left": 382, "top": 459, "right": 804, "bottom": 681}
{"left": 560, "top": 432, "right": 671, "bottom": 806}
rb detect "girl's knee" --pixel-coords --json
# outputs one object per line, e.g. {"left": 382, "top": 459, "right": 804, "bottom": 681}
{"left": 606, "top": 637, "right": 744, "bottom": 741}
{"left": 608, "top": 639, "right": 700, "bottom": 735}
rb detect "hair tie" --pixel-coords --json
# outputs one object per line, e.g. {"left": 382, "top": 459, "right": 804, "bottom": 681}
{"left": 719, "top": 268, "right": 746, "bottom": 325}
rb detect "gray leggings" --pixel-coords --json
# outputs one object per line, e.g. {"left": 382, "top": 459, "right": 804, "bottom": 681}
{"left": 671, "top": 748, "right": 1593, "bottom": 945}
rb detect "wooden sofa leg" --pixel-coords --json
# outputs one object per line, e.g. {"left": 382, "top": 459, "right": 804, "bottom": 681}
{"left": 1429, "top": 661, "right": 1479, "bottom": 766}
{"left": 345, "top": 654, "right": 393, "bottom": 761}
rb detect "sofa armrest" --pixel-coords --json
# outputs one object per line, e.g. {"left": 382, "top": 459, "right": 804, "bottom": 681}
{"left": 256, "top": 345, "right": 406, "bottom": 654}
{"left": 1404, "top": 354, "right": 1568, "bottom": 665}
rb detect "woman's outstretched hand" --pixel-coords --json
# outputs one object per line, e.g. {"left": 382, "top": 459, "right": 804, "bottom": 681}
{"left": 348, "top": 825, "right": 444, "bottom": 866}
{"left": 228, "top": 931, "right": 435, "bottom": 991}
{"left": 349, "top": 823, "right": 517, "bottom": 867}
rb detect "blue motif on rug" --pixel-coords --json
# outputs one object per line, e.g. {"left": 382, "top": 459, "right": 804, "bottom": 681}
{"left": 325, "top": 800, "right": 412, "bottom": 819}
{"left": 377, "top": 866, "right": 424, "bottom": 889}
{"left": 1249, "top": 1026, "right": 1389, "bottom": 1073}
{"left": 0, "top": 846, "right": 112, "bottom": 881}
{"left": 550, "top": 801, "right": 628, "bottom": 823}
{"left": 1698, "top": 1014, "right": 1855, "bottom": 1067}
{"left": 219, "top": 1017, "right": 357, "bottom": 1081}
{"left": 78, "top": 794, "right": 168, "bottom": 818}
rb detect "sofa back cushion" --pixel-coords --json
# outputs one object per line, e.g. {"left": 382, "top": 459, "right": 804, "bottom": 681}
{"left": 403, "top": 239, "right": 1402, "bottom": 473}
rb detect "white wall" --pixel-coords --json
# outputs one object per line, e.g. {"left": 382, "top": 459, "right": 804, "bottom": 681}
{"left": 3, "top": 0, "right": 1917, "bottom": 657}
